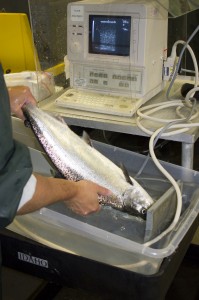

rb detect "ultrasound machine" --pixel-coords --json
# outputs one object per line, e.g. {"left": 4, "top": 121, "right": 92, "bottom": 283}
{"left": 55, "top": 0, "right": 168, "bottom": 117}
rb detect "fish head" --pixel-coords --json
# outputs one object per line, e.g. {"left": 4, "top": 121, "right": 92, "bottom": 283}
{"left": 122, "top": 188, "right": 153, "bottom": 219}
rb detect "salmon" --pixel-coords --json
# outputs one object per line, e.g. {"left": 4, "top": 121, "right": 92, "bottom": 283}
{"left": 23, "top": 104, "right": 154, "bottom": 217}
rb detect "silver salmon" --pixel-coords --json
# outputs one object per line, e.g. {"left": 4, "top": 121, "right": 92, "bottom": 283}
{"left": 23, "top": 104, "right": 154, "bottom": 217}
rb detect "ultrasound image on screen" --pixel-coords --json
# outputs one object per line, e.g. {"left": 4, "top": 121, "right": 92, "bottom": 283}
{"left": 89, "top": 15, "right": 131, "bottom": 56}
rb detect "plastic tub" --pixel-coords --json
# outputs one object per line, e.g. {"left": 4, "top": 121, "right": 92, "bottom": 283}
{"left": 8, "top": 141, "right": 199, "bottom": 275}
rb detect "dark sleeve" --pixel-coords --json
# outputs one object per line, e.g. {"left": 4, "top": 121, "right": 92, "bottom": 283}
{"left": 0, "top": 64, "right": 33, "bottom": 228}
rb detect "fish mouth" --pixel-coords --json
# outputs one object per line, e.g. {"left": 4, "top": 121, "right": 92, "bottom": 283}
{"left": 122, "top": 202, "right": 147, "bottom": 219}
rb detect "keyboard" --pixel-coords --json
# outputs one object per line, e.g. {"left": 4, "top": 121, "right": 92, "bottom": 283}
{"left": 55, "top": 89, "right": 144, "bottom": 117}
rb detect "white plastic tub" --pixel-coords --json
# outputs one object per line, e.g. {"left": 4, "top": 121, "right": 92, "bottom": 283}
{"left": 8, "top": 140, "right": 199, "bottom": 275}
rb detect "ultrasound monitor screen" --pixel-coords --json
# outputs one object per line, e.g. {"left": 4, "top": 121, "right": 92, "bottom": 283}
{"left": 89, "top": 15, "right": 131, "bottom": 56}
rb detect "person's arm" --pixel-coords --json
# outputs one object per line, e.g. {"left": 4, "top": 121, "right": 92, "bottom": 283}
{"left": 17, "top": 174, "right": 111, "bottom": 216}
{"left": 0, "top": 67, "right": 36, "bottom": 227}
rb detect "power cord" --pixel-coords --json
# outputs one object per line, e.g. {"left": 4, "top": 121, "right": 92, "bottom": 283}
{"left": 140, "top": 25, "right": 199, "bottom": 247}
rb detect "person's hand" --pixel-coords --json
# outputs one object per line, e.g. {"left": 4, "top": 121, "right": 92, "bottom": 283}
{"left": 65, "top": 180, "right": 112, "bottom": 215}
{"left": 8, "top": 86, "right": 37, "bottom": 120}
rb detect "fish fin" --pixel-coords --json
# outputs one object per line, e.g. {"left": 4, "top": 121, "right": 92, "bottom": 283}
{"left": 55, "top": 114, "right": 67, "bottom": 125}
{"left": 82, "top": 131, "right": 93, "bottom": 147}
{"left": 50, "top": 168, "right": 65, "bottom": 179}
{"left": 120, "top": 163, "right": 134, "bottom": 185}
{"left": 24, "top": 119, "right": 31, "bottom": 128}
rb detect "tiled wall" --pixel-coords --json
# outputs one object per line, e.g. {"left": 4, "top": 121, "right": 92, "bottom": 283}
{"left": 1, "top": 1, "right": 199, "bottom": 73}
{"left": 168, "top": 9, "right": 199, "bottom": 71}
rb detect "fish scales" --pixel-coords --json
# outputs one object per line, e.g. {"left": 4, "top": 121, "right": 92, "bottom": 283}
{"left": 26, "top": 111, "right": 83, "bottom": 181}
{"left": 23, "top": 104, "right": 154, "bottom": 217}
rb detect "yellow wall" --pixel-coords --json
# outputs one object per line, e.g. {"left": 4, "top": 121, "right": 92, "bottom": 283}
{"left": 0, "top": 13, "right": 38, "bottom": 73}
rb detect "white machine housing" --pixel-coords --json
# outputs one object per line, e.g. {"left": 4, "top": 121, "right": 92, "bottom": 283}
{"left": 67, "top": 0, "right": 168, "bottom": 100}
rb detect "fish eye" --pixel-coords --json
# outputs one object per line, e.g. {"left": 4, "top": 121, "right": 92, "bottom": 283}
{"left": 141, "top": 208, "right": 146, "bottom": 215}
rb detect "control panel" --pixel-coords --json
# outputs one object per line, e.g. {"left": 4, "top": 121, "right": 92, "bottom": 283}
{"left": 70, "top": 63, "right": 143, "bottom": 96}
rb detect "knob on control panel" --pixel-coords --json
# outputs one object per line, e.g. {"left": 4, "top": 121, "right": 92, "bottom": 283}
{"left": 70, "top": 41, "right": 82, "bottom": 53}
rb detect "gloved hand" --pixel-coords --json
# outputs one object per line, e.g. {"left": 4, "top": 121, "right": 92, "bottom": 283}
{"left": 8, "top": 85, "right": 37, "bottom": 120}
